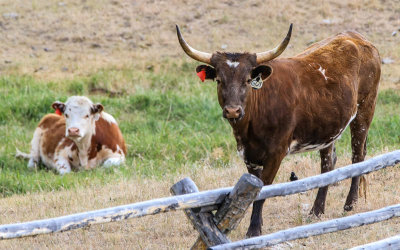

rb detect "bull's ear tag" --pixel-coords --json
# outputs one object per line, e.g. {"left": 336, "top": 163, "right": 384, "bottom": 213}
{"left": 250, "top": 74, "right": 263, "bottom": 89}
{"left": 197, "top": 69, "right": 206, "bottom": 82}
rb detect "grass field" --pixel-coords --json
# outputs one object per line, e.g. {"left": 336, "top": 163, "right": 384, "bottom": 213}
{"left": 0, "top": 0, "right": 400, "bottom": 249}
{"left": 1, "top": 73, "right": 400, "bottom": 197}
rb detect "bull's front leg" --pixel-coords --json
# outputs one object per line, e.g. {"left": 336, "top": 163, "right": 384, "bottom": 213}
{"left": 54, "top": 156, "right": 72, "bottom": 175}
{"left": 245, "top": 150, "right": 286, "bottom": 238}
{"left": 53, "top": 147, "right": 76, "bottom": 175}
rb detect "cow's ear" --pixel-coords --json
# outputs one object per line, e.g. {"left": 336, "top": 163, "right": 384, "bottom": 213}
{"left": 52, "top": 101, "right": 65, "bottom": 113}
{"left": 251, "top": 65, "right": 273, "bottom": 80}
{"left": 196, "top": 65, "right": 216, "bottom": 82}
{"left": 91, "top": 103, "right": 104, "bottom": 114}
{"left": 91, "top": 103, "right": 104, "bottom": 121}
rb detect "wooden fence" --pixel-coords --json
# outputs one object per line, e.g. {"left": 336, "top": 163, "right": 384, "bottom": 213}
{"left": 210, "top": 204, "right": 400, "bottom": 249}
{"left": 349, "top": 234, "right": 400, "bottom": 250}
{"left": 1, "top": 150, "right": 400, "bottom": 249}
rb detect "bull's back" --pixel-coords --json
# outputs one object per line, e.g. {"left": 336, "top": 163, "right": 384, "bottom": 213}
{"left": 296, "top": 31, "right": 380, "bottom": 100}
{"left": 262, "top": 32, "right": 379, "bottom": 150}
{"left": 290, "top": 32, "right": 379, "bottom": 149}
{"left": 347, "top": 32, "right": 381, "bottom": 102}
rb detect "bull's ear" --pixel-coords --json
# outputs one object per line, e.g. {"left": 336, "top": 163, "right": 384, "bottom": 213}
{"left": 52, "top": 101, "right": 65, "bottom": 113}
{"left": 251, "top": 65, "right": 273, "bottom": 80}
{"left": 91, "top": 103, "right": 104, "bottom": 114}
{"left": 196, "top": 65, "right": 216, "bottom": 81}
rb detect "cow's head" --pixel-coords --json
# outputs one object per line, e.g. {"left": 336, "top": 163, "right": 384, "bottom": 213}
{"left": 52, "top": 96, "right": 103, "bottom": 141}
{"left": 176, "top": 24, "right": 292, "bottom": 123}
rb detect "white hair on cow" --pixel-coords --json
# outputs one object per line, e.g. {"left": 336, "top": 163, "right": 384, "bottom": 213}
{"left": 101, "top": 112, "right": 117, "bottom": 124}
{"left": 63, "top": 96, "right": 99, "bottom": 139}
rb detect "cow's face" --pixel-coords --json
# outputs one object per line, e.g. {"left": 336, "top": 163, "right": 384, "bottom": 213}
{"left": 176, "top": 24, "right": 292, "bottom": 123}
{"left": 52, "top": 96, "right": 103, "bottom": 141}
{"left": 197, "top": 54, "right": 273, "bottom": 122}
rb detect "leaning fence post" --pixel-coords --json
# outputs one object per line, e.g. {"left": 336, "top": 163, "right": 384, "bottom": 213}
{"left": 171, "top": 178, "right": 230, "bottom": 249}
{"left": 192, "top": 173, "right": 264, "bottom": 249}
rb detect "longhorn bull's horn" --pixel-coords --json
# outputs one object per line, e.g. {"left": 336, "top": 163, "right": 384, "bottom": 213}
{"left": 256, "top": 23, "right": 293, "bottom": 64}
{"left": 176, "top": 25, "right": 212, "bottom": 65}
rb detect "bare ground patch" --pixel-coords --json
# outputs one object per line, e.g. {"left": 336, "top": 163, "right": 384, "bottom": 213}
{"left": 0, "top": 0, "right": 399, "bottom": 88}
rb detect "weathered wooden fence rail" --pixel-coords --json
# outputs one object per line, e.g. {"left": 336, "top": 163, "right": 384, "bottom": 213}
{"left": 350, "top": 234, "right": 400, "bottom": 250}
{"left": 1, "top": 150, "right": 400, "bottom": 248}
{"left": 256, "top": 150, "right": 400, "bottom": 200}
{"left": 210, "top": 203, "right": 400, "bottom": 249}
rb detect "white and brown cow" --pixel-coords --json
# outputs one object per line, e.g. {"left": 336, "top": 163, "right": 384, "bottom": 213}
{"left": 16, "top": 96, "right": 126, "bottom": 174}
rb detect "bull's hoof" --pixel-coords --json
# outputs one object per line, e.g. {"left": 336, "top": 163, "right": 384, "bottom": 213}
{"left": 309, "top": 206, "right": 324, "bottom": 217}
{"left": 344, "top": 198, "right": 358, "bottom": 211}
{"left": 246, "top": 228, "right": 261, "bottom": 238}
{"left": 344, "top": 204, "right": 353, "bottom": 211}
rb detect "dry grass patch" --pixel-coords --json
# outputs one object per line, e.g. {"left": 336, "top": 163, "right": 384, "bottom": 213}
{"left": 0, "top": 0, "right": 398, "bottom": 88}
{"left": 1, "top": 153, "right": 399, "bottom": 249}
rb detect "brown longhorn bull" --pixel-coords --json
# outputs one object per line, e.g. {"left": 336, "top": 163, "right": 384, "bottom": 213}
{"left": 177, "top": 24, "right": 381, "bottom": 237}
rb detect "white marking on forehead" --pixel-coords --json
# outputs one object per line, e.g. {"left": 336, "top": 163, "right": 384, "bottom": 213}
{"left": 226, "top": 60, "right": 239, "bottom": 68}
{"left": 65, "top": 96, "right": 93, "bottom": 115}
{"left": 65, "top": 96, "right": 93, "bottom": 107}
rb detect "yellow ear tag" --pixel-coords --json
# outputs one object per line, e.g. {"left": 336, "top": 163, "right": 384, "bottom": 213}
{"left": 250, "top": 74, "right": 263, "bottom": 89}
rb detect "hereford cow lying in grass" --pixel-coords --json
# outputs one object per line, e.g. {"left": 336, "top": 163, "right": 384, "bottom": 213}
{"left": 16, "top": 96, "right": 126, "bottom": 174}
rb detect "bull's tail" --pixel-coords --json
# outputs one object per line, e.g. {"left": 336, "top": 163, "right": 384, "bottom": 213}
{"left": 15, "top": 148, "right": 31, "bottom": 159}
{"left": 359, "top": 175, "right": 368, "bottom": 202}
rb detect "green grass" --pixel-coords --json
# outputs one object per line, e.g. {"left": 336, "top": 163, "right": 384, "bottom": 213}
{"left": 0, "top": 64, "right": 399, "bottom": 197}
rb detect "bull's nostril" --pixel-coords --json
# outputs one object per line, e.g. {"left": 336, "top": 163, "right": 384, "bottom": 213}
{"left": 224, "top": 106, "right": 242, "bottom": 119}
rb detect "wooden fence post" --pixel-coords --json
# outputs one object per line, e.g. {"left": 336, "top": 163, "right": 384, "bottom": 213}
{"left": 189, "top": 173, "right": 263, "bottom": 249}
{"left": 171, "top": 178, "right": 230, "bottom": 249}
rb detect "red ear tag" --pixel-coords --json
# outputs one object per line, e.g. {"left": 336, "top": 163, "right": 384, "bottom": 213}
{"left": 55, "top": 108, "right": 62, "bottom": 116}
{"left": 197, "top": 69, "right": 206, "bottom": 82}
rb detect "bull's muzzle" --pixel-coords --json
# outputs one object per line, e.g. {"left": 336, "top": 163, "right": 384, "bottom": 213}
{"left": 67, "top": 127, "right": 80, "bottom": 138}
{"left": 223, "top": 106, "right": 244, "bottom": 120}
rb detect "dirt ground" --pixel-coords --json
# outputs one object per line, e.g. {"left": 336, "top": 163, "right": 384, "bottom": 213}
{"left": 0, "top": 0, "right": 399, "bottom": 87}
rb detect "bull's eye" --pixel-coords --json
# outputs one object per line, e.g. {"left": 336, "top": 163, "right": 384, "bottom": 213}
{"left": 65, "top": 114, "right": 69, "bottom": 118}
{"left": 216, "top": 79, "right": 221, "bottom": 84}
{"left": 85, "top": 115, "right": 89, "bottom": 119}
{"left": 246, "top": 79, "right": 252, "bottom": 84}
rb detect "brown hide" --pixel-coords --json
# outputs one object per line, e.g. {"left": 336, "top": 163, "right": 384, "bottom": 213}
{"left": 39, "top": 114, "right": 74, "bottom": 159}
{"left": 228, "top": 31, "right": 380, "bottom": 167}
{"left": 177, "top": 28, "right": 381, "bottom": 237}
{"left": 88, "top": 117, "right": 127, "bottom": 160}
